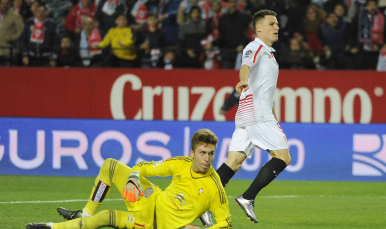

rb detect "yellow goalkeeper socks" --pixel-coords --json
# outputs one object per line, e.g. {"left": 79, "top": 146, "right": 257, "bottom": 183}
{"left": 53, "top": 210, "right": 120, "bottom": 229}
{"left": 83, "top": 158, "right": 120, "bottom": 215}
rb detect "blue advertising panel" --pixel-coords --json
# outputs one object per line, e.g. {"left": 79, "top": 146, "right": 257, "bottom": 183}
{"left": 0, "top": 118, "right": 385, "bottom": 181}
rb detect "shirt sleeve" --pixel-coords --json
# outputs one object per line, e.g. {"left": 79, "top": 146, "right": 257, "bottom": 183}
{"left": 241, "top": 44, "right": 263, "bottom": 69}
{"left": 132, "top": 156, "right": 186, "bottom": 177}
{"left": 209, "top": 189, "right": 232, "bottom": 229}
{"left": 98, "top": 29, "right": 112, "bottom": 48}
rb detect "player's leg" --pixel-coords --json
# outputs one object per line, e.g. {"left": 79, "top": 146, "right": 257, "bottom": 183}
{"left": 54, "top": 210, "right": 122, "bottom": 229}
{"left": 26, "top": 209, "right": 143, "bottom": 229}
{"left": 242, "top": 148, "right": 290, "bottom": 200}
{"left": 269, "top": 148, "right": 291, "bottom": 165}
{"left": 58, "top": 158, "right": 132, "bottom": 219}
{"left": 236, "top": 122, "right": 290, "bottom": 223}
{"left": 217, "top": 150, "right": 246, "bottom": 186}
{"left": 216, "top": 128, "right": 253, "bottom": 187}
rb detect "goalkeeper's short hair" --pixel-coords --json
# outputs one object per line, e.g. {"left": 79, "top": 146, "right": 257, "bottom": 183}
{"left": 191, "top": 129, "right": 218, "bottom": 150}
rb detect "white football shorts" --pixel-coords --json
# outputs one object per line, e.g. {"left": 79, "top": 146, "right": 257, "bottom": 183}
{"left": 228, "top": 121, "right": 288, "bottom": 159}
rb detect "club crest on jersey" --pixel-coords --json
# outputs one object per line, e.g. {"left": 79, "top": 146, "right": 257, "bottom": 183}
{"left": 244, "top": 50, "right": 253, "bottom": 59}
{"left": 153, "top": 160, "right": 164, "bottom": 166}
{"left": 198, "top": 188, "right": 204, "bottom": 195}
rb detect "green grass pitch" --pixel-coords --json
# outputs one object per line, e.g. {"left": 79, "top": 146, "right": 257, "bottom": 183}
{"left": 1, "top": 175, "right": 385, "bottom": 228}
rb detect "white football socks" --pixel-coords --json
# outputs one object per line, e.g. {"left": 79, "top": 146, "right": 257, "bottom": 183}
{"left": 82, "top": 209, "right": 93, "bottom": 217}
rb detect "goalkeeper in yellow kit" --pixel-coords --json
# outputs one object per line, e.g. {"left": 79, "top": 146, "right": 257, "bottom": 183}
{"left": 26, "top": 129, "right": 232, "bottom": 229}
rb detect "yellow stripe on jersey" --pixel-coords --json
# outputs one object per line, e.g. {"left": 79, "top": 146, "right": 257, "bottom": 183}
{"left": 210, "top": 174, "right": 227, "bottom": 205}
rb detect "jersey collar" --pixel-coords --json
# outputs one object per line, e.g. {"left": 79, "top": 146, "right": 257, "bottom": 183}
{"left": 190, "top": 165, "right": 214, "bottom": 179}
{"left": 254, "top": 38, "right": 276, "bottom": 53}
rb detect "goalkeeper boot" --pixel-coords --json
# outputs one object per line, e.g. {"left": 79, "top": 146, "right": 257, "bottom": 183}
{"left": 26, "top": 223, "right": 51, "bottom": 229}
{"left": 57, "top": 207, "right": 82, "bottom": 220}
{"left": 235, "top": 194, "right": 258, "bottom": 223}
{"left": 199, "top": 211, "right": 214, "bottom": 226}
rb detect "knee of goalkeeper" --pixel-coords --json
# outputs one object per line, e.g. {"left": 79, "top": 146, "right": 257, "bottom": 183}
{"left": 122, "top": 171, "right": 144, "bottom": 203}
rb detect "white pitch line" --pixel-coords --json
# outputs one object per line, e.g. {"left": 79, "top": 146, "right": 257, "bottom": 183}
{"left": 1, "top": 195, "right": 385, "bottom": 204}
{"left": 227, "top": 195, "right": 300, "bottom": 198}
{"left": 0, "top": 199, "right": 121, "bottom": 204}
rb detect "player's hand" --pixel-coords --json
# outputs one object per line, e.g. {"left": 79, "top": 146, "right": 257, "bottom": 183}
{"left": 122, "top": 171, "right": 144, "bottom": 203}
{"left": 184, "top": 225, "right": 202, "bottom": 229}
{"left": 235, "top": 81, "right": 248, "bottom": 93}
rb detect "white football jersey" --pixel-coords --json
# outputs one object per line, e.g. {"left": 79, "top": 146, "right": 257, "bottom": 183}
{"left": 235, "top": 38, "right": 279, "bottom": 128}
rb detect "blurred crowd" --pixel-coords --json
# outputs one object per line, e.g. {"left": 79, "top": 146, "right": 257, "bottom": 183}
{"left": 0, "top": 0, "right": 386, "bottom": 70}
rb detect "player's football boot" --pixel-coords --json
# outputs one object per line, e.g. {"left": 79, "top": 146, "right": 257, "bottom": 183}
{"left": 57, "top": 207, "right": 82, "bottom": 220}
{"left": 199, "top": 211, "right": 214, "bottom": 226}
{"left": 235, "top": 194, "right": 258, "bottom": 223}
{"left": 26, "top": 223, "right": 51, "bottom": 229}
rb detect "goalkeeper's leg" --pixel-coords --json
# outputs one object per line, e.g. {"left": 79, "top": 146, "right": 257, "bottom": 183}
{"left": 83, "top": 158, "right": 132, "bottom": 216}
{"left": 53, "top": 210, "right": 139, "bottom": 229}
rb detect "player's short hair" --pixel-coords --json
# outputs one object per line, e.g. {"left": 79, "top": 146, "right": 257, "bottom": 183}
{"left": 191, "top": 129, "right": 218, "bottom": 151}
{"left": 252, "top": 9, "right": 277, "bottom": 32}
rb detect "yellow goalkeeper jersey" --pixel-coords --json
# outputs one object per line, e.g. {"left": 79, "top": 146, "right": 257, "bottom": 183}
{"left": 98, "top": 27, "right": 136, "bottom": 60}
{"left": 132, "top": 156, "right": 232, "bottom": 229}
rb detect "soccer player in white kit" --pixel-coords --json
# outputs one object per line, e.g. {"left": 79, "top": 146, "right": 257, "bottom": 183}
{"left": 200, "top": 10, "right": 292, "bottom": 225}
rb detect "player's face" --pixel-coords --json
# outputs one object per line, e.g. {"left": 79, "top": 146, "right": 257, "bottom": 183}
{"left": 256, "top": 15, "right": 279, "bottom": 46}
{"left": 190, "top": 143, "right": 216, "bottom": 175}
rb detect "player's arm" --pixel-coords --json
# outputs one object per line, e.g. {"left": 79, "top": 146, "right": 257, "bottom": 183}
{"left": 208, "top": 191, "right": 232, "bottom": 228}
{"left": 132, "top": 157, "right": 184, "bottom": 177}
{"left": 235, "top": 65, "right": 250, "bottom": 94}
{"left": 122, "top": 158, "right": 181, "bottom": 202}
{"left": 97, "top": 29, "right": 112, "bottom": 48}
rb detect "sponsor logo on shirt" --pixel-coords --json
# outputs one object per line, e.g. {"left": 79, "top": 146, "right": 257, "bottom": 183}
{"left": 153, "top": 160, "right": 164, "bottom": 166}
{"left": 125, "top": 214, "right": 134, "bottom": 223}
{"left": 170, "top": 193, "right": 185, "bottom": 210}
{"left": 198, "top": 188, "right": 204, "bottom": 195}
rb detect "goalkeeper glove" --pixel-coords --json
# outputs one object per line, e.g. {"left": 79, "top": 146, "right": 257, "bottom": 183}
{"left": 122, "top": 171, "right": 144, "bottom": 202}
